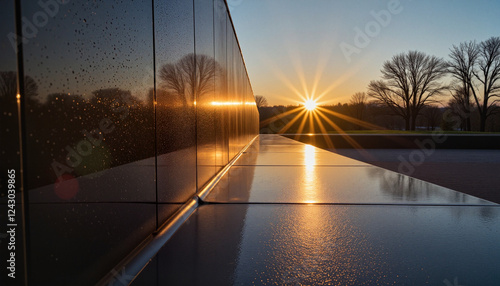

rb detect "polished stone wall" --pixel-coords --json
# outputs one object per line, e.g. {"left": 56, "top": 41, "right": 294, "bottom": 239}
{"left": 0, "top": 0, "right": 258, "bottom": 284}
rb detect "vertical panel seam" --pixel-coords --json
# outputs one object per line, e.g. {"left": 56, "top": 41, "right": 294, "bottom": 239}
{"left": 13, "top": 0, "right": 30, "bottom": 284}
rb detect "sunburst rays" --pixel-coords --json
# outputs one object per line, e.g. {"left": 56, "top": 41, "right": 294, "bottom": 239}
{"left": 264, "top": 96, "right": 386, "bottom": 155}
{"left": 261, "top": 37, "right": 384, "bottom": 152}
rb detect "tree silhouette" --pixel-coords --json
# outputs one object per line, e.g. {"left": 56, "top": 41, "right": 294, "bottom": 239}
{"left": 348, "top": 92, "right": 367, "bottom": 124}
{"left": 159, "top": 53, "right": 218, "bottom": 106}
{"left": 421, "top": 105, "right": 442, "bottom": 131}
{"left": 254, "top": 95, "right": 268, "bottom": 109}
{"left": 0, "top": 71, "right": 38, "bottom": 99}
{"left": 368, "top": 51, "right": 447, "bottom": 130}
{"left": 448, "top": 37, "right": 500, "bottom": 131}
{"left": 472, "top": 37, "right": 500, "bottom": 131}
{"left": 447, "top": 86, "right": 475, "bottom": 131}
{"left": 447, "top": 41, "right": 478, "bottom": 131}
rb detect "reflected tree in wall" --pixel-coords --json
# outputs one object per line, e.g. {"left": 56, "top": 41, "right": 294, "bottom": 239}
{"left": 255, "top": 95, "right": 268, "bottom": 109}
{"left": 156, "top": 53, "right": 219, "bottom": 153}
{"left": 159, "top": 53, "right": 218, "bottom": 105}
{"left": 0, "top": 71, "right": 38, "bottom": 99}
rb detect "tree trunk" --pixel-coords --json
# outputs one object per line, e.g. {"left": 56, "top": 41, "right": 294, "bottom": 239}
{"left": 410, "top": 115, "right": 417, "bottom": 131}
{"left": 480, "top": 115, "right": 486, "bottom": 132}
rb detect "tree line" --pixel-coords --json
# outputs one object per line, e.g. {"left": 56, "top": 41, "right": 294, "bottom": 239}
{"left": 257, "top": 36, "right": 500, "bottom": 132}
{"left": 0, "top": 53, "right": 224, "bottom": 189}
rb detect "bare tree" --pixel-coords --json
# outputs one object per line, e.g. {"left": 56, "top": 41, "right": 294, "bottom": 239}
{"left": 448, "top": 85, "right": 475, "bottom": 130}
{"left": 368, "top": 51, "right": 447, "bottom": 130}
{"left": 254, "top": 95, "right": 268, "bottom": 109}
{"left": 421, "top": 105, "right": 442, "bottom": 131}
{"left": 0, "top": 71, "right": 38, "bottom": 99}
{"left": 448, "top": 37, "right": 500, "bottom": 131}
{"left": 349, "top": 92, "right": 367, "bottom": 105}
{"left": 447, "top": 41, "right": 479, "bottom": 131}
{"left": 348, "top": 92, "right": 367, "bottom": 122}
{"left": 368, "top": 81, "right": 410, "bottom": 129}
{"left": 446, "top": 96, "right": 471, "bottom": 131}
{"left": 159, "top": 53, "right": 217, "bottom": 106}
{"left": 473, "top": 37, "right": 500, "bottom": 131}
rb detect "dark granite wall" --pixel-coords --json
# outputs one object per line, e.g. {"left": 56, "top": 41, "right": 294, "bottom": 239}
{"left": 0, "top": 0, "right": 258, "bottom": 284}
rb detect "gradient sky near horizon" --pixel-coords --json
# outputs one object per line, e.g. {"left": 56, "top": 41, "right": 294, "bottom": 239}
{"left": 228, "top": 0, "right": 500, "bottom": 106}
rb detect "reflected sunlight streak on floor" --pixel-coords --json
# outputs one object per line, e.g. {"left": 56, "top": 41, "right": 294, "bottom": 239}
{"left": 303, "top": 144, "right": 317, "bottom": 204}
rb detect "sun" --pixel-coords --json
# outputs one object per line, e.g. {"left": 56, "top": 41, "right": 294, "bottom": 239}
{"left": 304, "top": 99, "right": 317, "bottom": 111}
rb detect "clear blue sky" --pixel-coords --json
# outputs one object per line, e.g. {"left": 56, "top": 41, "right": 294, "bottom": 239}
{"left": 228, "top": 0, "right": 500, "bottom": 106}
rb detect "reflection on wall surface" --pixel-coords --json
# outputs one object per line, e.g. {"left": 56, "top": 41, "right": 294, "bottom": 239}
{"left": 155, "top": 0, "right": 197, "bottom": 210}
{"left": 0, "top": 0, "right": 258, "bottom": 284}
{"left": 0, "top": 1, "right": 27, "bottom": 284}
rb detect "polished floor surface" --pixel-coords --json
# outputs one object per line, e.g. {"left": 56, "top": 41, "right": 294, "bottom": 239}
{"left": 133, "top": 135, "right": 500, "bottom": 285}
{"left": 330, "top": 148, "right": 500, "bottom": 204}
